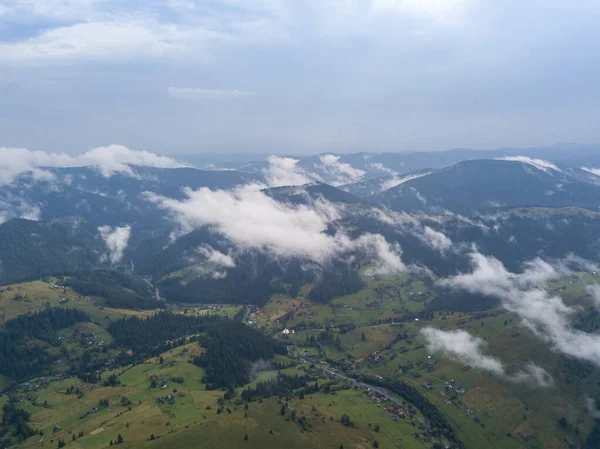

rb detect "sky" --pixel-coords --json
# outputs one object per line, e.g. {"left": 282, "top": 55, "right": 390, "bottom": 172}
{"left": 1, "top": 0, "right": 599, "bottom": 154}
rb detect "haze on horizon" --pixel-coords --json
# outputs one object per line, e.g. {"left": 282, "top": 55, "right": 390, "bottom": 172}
{"left": 1, "top": 0, "right": 599, "bottom": 155}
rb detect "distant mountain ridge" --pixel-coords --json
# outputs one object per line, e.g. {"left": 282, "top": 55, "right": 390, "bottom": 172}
{"left": 369, "top": 159, "right": 600, "bottom": 214}
{"left": 177, "top": 143, "right": 600, "bottom": 185}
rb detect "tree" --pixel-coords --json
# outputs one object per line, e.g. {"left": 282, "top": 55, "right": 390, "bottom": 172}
{"left": 374, "top": 424, "right": 380, "bottom": 432}
{"left": 243, "top": 434, "right": 249, "bottom": 441}
{"left": 280, "top": 404, "right": 286, "bottom": 416}
{"left": 361, "top": 332, "right": 366, "bottom": 341}
{"left": 150, "top": 434, "right": 156, "bottom": 441}
{"left": 109, "top": 441, "right": 113, "bottom": 446}
{"left": 559, "top": 417, "right": 568, "bottom": 429}
{"left": 117, "top": 434, "right": 124, "bottom": 444}
{"left": 339, "top": 445, "right": 344, "bottom": 449}
{"left": 372, "top": 440, "right": 379, "bottom": 448}
{"left": 340, "top": 414, "right": 353, "bottom": 427}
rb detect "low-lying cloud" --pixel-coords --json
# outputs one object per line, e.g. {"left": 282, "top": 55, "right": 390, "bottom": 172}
{"left": 496, "top": 156, "right": 561, "bottom": 173}
{"left": 0, "top": 145, "right": 187, "bottom": 185}
{"left": 197, "top": 245, "right": 236, "bottom": 268}
{"left": 263, "top": 156, "right": 315, "bottom": 187}
{"left": 581, "top": 167, "right": 600, "bottom": 177}
{"left": 380, "top": 171, "right": 432, "bottom": 191}
{"left": 586, "top": 285, "right": 600, "bottom": 309}
{"left": 421, "top": 327, "right": 553, "bottom": 387}
{"left": 145, "top": 184, "right": 405, "bottom": 273}
{"left": 369, "top": 208, "right": 453, "bottom": 254}
{"left": 440, "top": 252, "right": 600, "bottom": 367}
{"left": 98, "top": 224, "right": 131, "bottom": 265}
{"left": 315, "top": 154, "right": 366, "bottom": 186}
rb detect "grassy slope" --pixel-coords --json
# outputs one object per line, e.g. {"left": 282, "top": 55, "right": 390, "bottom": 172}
{"left": 261, "top": 271, "right": 599, "bottom": 449}
{"left": 4, "top": 271, "right": 600, "bottom": 449}
{"left": 14, "top": 343, "right": 431, "bottom": 449}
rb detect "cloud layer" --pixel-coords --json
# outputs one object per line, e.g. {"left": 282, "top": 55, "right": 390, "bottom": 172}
{"left": 496, "top": 156, "right": 561, "bottom": 173}
{"left": 2, "top": 0, "right": 600, "bottom": 152}
{"left": 0, "top": 145, "right": 187, "bottom": 185}
{"left": 145, "top": 184, "right": 405, "bottom": 273}
{"left": 98, "top": 224, "right": 131, "bottom": 265}
{"left": 316, "top": 155, "right": 366, "bottom": 186}
{"left": 440, "top": 252, "right": 600, "bottom": 367}
{"left": 421, "top": 327, "right": 553, "bottom": 387}
{"left": 263, "top": 156, "right": 314, "bottom": 187}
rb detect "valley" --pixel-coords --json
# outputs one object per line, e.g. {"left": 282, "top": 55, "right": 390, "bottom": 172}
{"left": 2, "top": 148, "right": 600, "bottom": 449}
{"left": 0, "top": 265, "right": 598, "bottom": 449}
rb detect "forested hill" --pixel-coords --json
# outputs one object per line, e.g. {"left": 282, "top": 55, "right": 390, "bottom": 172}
{"left": 0, "top": 219, "right": 100, "bottom": 285}
{"left": 369, "top": 159, "right": 600, "bottom": 214}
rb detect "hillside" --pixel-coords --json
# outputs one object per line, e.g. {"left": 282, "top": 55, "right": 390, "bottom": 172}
{"left": 0, "top": 219, "right": 101, "bottom": 285}
{"left": 263, "top": 182, "right": 363, "bottom": 205}
{"left": 370, "top": 159, "right": 600, "bottom": 214}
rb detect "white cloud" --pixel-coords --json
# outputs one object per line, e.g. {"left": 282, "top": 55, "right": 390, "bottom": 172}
{"left": 145, "top": 184, "right": 405, "bottom": 272}
{"left": 496, "top": 156, "right": 561, "bottom": 173}
{"left": 98, "top": 224, "right": 131, "bottom": 265}
{"left": 0, "top": 198, "right": 42, "bottom": 223}
{"left": 421, "top": 327, "right": 553, "bottom": 387}
{"left": 440, "top": 252, "right": 600, "bottom": 367}
{"left": 368, "top": 207, "right": 419, "bottom": 227}
{"left": 168, "top": 87, "right": 257, "bottom": 99}
{"left": 316, "top": 154, "right": 366, "bottom": 186}
{"left": 368, "top": 162, "right": 397, "bottom": 176}
{"left": 0, "top": 0, "right": 104, "bottom": 22}
{"left": 554, "top": 253, "right": 600, "bottom": 274}
{"left": 263, "top": 156, "right": 314, "bottom": 187}
{"left": 581, "top": 167, "right": 600, "bottom": 177}
{"left": 368, "top": 208, "right": 453, "bottom": 253}
{"left": 0, "top": 145, "right": 187, "bottom": 185}
{"left": 0, "top": 20, "right": 231, "bottom": 64}
{"left": 197, "top": 245, "right": 236, "bottom": 268}
{"left": 586, "top": 285, "right": 600, "bottom": 309}
{"left": 380, "top": 171, "right": 432, "bottom": 191}
{"left": 421, "top": 226, "right": 452, "bottom": 251}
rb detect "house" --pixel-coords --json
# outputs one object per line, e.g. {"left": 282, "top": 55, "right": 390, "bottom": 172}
{"left": 282, "top": 329, "right": 290, "bottom": 335}
{"left": 178, "top": 391, "right": 185, "bottom": 397}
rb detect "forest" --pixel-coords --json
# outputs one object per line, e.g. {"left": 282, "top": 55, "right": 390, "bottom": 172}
{"left": 107, "top": 312, "right": 223, "bottom": 357}
{"left": 0, "top": 308, "right": 90, "bottom": 380}
{"left": 194, "top": 321, "right": 288, "bottom": 389}
{"left": 66, "top": 270, "right": 164, "bottom": 310}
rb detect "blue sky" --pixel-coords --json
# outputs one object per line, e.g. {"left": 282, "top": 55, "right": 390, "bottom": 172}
{"left": 1, "top": 0, "right": 599, "bottom": 154}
